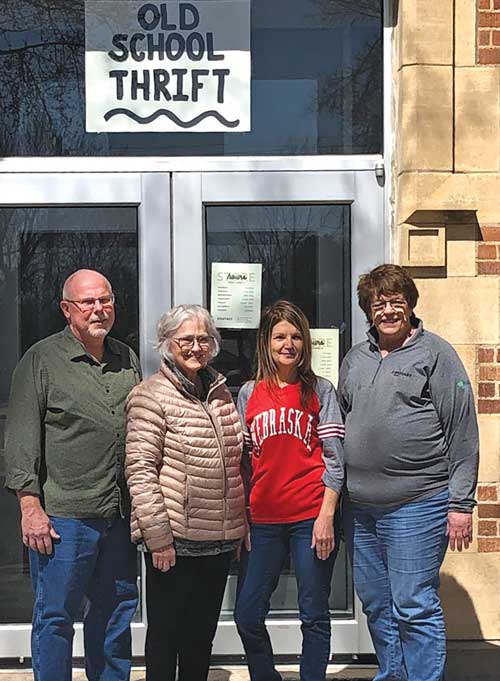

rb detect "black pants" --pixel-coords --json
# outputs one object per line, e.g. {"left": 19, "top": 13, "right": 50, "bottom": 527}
{"left": 144, "top": 550, "right": 232, "bottom": 681}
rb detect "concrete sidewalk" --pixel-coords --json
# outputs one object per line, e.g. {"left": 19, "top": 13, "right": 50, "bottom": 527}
{"left": 0, "top": 665, "right": 377, "bottom": 680}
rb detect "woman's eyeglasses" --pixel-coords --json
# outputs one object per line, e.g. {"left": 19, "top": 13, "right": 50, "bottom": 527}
{"left": 173, "top": 335, "right": 213, "bottom": 350}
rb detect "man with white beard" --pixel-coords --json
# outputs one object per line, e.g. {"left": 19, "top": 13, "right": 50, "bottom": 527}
{"left": 4, "top": 269, "right": 141, "bottom": 681}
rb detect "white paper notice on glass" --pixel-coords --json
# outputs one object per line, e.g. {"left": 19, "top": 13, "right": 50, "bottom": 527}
{"left": 310, "top": 328, "right": 340, "bottom": 387}
{"left": 211, "top": 262, "right": 262, "bottom": 329}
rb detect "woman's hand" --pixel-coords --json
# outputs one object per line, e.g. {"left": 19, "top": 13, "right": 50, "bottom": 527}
{"left": 236, "top": 510, "right": 252, "bottom": 560}
{"left": 312, "top": 487, "right": 338, "bottom": 560}
{"left": 311, "top": 514, "right": 335, "bottom": 560}
{"left": 152, "top": 545, "right": 176, "bottom": 572}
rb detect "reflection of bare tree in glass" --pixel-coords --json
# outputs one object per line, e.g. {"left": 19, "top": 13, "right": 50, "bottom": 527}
{"left": 209, "top": 205, "right": 344, "bottom": 307}
{"left": 0, "top": 207, "right": 139, "bottom": 360}
{"left": 0, "top": 1, "right": 88, "bottom": 155}
{"left": 19, "top": 229, "right": 139, "bottom": 352}
{"left": 0, "top": 0, "right": 383, "bottom": 157}
{"left": 207, "top": 204, "right": 347, "bottom": 387}
{"left": 311, "top": 0, "right": 381, "bottom": 21}
{"left": 309, "top": 0, "right": 382, "bottom": 153}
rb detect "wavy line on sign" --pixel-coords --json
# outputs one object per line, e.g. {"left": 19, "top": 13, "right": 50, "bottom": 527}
{"left": 103, "top": 108, "right": 240, "bottom": 128}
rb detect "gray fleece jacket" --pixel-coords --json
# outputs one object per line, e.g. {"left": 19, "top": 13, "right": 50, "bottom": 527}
{"left": 338, "top": 320, "right": 479, "bottom": 512}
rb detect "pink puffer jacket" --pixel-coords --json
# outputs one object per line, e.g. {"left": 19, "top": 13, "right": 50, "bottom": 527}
{"left": 125, "top": 362, "right": 245, "bottom": 552}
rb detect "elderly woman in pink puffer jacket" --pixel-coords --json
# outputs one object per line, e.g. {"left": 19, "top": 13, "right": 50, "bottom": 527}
{"left": 125, "top": 304, "right": 247, "bottom": 681}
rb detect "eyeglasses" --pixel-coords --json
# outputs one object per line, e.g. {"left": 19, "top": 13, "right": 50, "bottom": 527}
{"left": 65, "top": 294, "right": 115, "bottom": 311}
{"left": 173, "top": 335, "right": 213, "bottom": 350}
{"left": 370, "top": 298, "right": 408, "bottom": 313}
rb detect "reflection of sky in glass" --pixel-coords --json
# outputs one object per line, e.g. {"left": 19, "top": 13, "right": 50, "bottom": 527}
{"left": 0, "top": 0, "right": 382, "bottom": 156}
{"left": 224, "top": 80, "right": 318, "bottom": 155}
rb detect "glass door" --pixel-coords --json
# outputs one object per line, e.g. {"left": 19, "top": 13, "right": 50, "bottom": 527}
{"left": 171, "top": 168, "right": 384, "bottom": 656}
{"left": 0, "top": 172, "right": 170, "bottom": 658}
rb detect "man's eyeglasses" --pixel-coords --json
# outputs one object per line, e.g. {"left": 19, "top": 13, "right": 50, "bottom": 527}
{"left": 65, "top": 294, "right": 115, "bottom": 311}
{"left": 370, "top": 298, "right": 408, "bottom": 314}
{"left": 173, "top": 335, "right": 213, "bottom": 350}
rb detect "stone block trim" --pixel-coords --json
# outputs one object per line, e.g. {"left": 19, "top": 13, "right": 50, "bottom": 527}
{"left": 477, "top": 485, "right": 500, "bottom": 552}
{"left": 478, "top": 1, "right": 500, "bottom": 63}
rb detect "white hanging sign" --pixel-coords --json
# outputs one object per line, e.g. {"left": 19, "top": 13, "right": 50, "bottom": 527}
{"left": 211, "top": 262, "right": 262, "bottom": 329}
{"left": 85, "top": 1, "right": 251, "bottom": 132}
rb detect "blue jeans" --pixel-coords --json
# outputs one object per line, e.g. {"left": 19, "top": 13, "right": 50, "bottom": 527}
{"left": 235, "top": 518, "right": 337, "bottom": 681}
{"left": 344, "top": 490, "right": 449, "bottom": 681}
{"left": 29, "top": 516, "right": 138, "bottom": 681}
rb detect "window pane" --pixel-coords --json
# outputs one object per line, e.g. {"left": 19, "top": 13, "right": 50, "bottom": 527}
{"left": 206, "top": 203, "right": 352, "bottom": 617}
{"left": 0, "top": 0, "right": 382, "bottom": 156}
{"left": 0, "top": 206, "right": 139, "bottom": 623}
{"left": 206, "top": 203, "right": 351, "bottom": 395}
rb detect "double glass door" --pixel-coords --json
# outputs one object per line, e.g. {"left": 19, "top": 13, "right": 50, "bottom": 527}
{"left": 0, "top": 166, "right": 383, "bottom": 659}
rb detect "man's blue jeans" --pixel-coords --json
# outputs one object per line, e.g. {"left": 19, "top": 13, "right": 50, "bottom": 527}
{"left": 235, "top": 518, "right": 337, "bottom": 681}
{"left": 29, "top": 516, "right": 138, "bottom": 681}
{"left": 344, "top": 490, "right": 449, "bottom": 681}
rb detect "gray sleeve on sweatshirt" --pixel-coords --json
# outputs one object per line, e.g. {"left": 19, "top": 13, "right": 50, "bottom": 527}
{"left": 316, "top": 377, "right": 345, "bottom": 493}
{"left": 236, "top": 381, "right": 255, "bottom": 503}
{"left": 337, "top": 353, "right": 353, "bottom": 419}
{"left": 427, "top": 339, "right": 479, "bottom": 513}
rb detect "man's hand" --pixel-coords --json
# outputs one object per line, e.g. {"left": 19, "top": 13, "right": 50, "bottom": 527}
{"left": 311, "top": 513, "right": 335, "bottom": 560}
{"left": 152, "top": 545, "right": 176, "bottom": 572}
{"left": 18, "top": 492, "right": 60, "bottom": 555}
{"left": 447, "top": 511, "right": 473, "bottom": 552}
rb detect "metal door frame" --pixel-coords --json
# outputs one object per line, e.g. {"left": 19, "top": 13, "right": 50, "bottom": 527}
{"left": 0, "top": 172, "right": 171, "bottom": 657}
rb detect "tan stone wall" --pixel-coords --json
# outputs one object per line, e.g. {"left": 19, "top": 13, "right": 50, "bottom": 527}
{"left": 394, "top": 0, "right": 500, "bottom": 643}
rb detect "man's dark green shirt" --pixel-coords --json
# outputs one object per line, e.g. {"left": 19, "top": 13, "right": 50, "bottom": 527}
{"left": 4, "top": 327, "right": 141, "bottom": 518}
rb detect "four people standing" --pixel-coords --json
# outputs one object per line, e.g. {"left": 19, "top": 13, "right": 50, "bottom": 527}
{"left": 4, "top": 265, "right": 479, "bottom": 680}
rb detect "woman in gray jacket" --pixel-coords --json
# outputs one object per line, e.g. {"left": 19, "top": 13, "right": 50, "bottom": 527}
{"left": 339, "top": 265, "right": 479, "bottom": 681}
{"left": 125, "top": 304, "right": 247, "bottom": 681}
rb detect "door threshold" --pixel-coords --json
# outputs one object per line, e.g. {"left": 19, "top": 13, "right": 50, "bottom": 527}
{"left": 0, "top": 665, "right": 378, "bottom": 680}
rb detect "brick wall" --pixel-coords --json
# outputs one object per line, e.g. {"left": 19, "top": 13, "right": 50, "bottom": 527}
{"left": 477, "top": 227, "right": 500, "bottom": 278}
{"left": 475, "top": 231, "right": 500, "bottom": 553}
{"left": 478, "top": 0, "right": 500, "bottom": 64}
{"left": 477, "top": 484, "right": 500, "bottom": 551}
{"left": 476, "top": 344, "right": 500, "bottom": 412}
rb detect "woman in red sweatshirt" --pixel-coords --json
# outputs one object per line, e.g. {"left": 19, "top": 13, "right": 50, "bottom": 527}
{"left": 234, "top": 300, "right": 345, "bottom": 681}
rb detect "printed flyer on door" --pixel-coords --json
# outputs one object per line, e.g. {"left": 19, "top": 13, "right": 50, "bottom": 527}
{"left": 310, "top": 328, "right": 339, "bottom": 386}
{"left": 210, "top": 262, "right": 262, "bottom": 328}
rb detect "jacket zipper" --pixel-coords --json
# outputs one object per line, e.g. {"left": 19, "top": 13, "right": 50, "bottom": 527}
{"left": 201, "top": 379, "right": 228, "bottom": 535}
{"left": 371, "top": 356, "right": 383, "bottom": 385}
